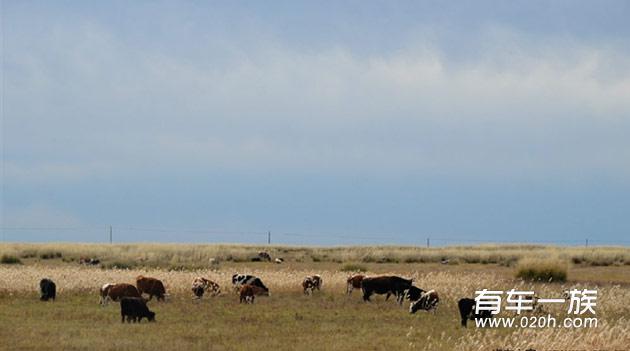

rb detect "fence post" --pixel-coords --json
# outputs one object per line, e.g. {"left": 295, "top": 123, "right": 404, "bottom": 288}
{"left": 109, "top": 225, "right": 113, "bottom": 244}
{"left": 426, "top": 237, "right": 430, "bottom": 248}
{"left": 268, "top": 231, "right": 271, "bottom": 245}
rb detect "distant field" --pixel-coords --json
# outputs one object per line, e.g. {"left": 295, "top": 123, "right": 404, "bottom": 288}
{"left": 2, "top": 242, "right": 630, "bottom": 269}
{"left": 1, "top": 244, "right": 630, "bottom": 350}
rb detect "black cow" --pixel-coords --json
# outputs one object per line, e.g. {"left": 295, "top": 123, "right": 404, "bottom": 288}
{"left": 120, "top": 297, "right": 155, "bottom": 323}
{"left": 39, "top": 278, "right": 56, "bottom": 301}
{"left": 361, "top": 276, "right": 413, "bottom": 304}
{"left": 458, "top": 298, "right": 492, "bottom": 327}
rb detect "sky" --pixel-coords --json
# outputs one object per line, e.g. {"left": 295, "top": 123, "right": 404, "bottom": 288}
{"left": 2, "top": 1, "right": 630, "bottom": 245}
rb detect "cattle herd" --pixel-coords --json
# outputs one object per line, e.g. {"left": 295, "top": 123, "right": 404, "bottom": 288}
{"left": 37, "top": 271, "right": 492, "bottom": 327}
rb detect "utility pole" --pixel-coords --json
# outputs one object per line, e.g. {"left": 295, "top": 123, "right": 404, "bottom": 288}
{"left": 109, "top": 225, "right": 113, "bottom": 244}
{"left": 585, "top": 238, "right": 588, "bottom": 248}
{"left": 268, "top": 231, "right": 271, "bottom": 245}
{"left": 426, "top": 237, "right": 430, "bottom": 248}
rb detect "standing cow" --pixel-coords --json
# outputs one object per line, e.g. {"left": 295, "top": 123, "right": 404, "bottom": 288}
{"left": 361, "top": 276, "right": 413, "bottom": 304}
{"left": 136, "top": 276, "right": 167, "bottom": 301}
{"left": 39, "top": 278, "right": 56, "bottom": 301}
{"left": 120, "top": 297, "right": 156, "bottom": 323}
{"left": 458, "top": 298, "right": 493, "bottom": 327}
{"left": 239, "top": 284, "right": 269, "bottom": 304}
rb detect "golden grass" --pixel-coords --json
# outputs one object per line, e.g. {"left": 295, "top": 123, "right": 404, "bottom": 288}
{"left": 2, "top": 243, "right": 629, "bottom": 269}
{"left": 516, "top": 257, "right": 568, "bottom": 282}
{"left": 1, "top": 261, "right": 629, "bottom": 350}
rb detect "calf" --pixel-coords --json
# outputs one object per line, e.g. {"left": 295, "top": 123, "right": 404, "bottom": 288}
{"left": 361, "top": 276, "right": 413, "bottom": 304}
{"left": 458, "top": 298, "right": 492, "bottom": 327}
{"left": 232, "top": 274, "right": 269, "bottom": 294}
{"left": 191, "top": 277, "right": 221, "bottom": 299}
{"left": 39, "top": 278, "right": 56, "bottom": 301}
{"left": 409, "top": 290, "right": 439, "bottom": 314}
{"left": 120, "top": 297, "right": 156, "bottom": 323}
{"left": 103, "top": 283, "right": 142, "bottom": 306}
{"left": 239, "top": 284, "right": 269, "bottom": 304}
{"left": 136, "top": 276, "right": 167, "bottom": 301}
{"left": 346, "top": 274, "right": 365, "bottom": 295}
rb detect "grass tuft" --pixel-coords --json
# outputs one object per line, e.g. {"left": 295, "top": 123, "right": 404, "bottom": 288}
{"left": 1, "top": 254, "right": 23, "bottom": 264}
{"left": 516, "top": 257, "right": 568, "bottom": 282}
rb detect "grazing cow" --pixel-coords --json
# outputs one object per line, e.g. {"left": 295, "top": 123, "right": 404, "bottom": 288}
{"left": 136, "top": 276, "right": 166, "bottom": 301}
{"left": 232, "top": 274, "right": 269, "bottom": 294}
{"left": 409, "top": 290, "right": 439, "bottom": 314}
{"left": 120, "top": 297, "right": 156, "bottom": 323}
{"left": 302, "top": 275, "right": 322, "bottom": 295}
{"left": 404, "top": 286, "right": 426, "bottom": 303}
{"left": 361, "top": 276, "right": 413, "bottom": 304}
{"left": 39, "top": 278, "right": 56, "bottom": 301}
{"left": 239, "top": 284, "right": 269, "bottom": 304}
{"left": 346, "top": 274, "right": 365, "bottom": 295}
{"left": 458, "top": 298, "right": 492, "bottom": 327}
{"left": 103, "top": 283, "right": 142, "bottom": 306}
{"left": 191, "top": 277, "right": 221, "bottom": 299}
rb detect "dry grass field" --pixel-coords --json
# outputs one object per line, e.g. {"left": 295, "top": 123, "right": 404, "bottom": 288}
{"left": 1, "top": 244, "right": 630, "bottom": 350}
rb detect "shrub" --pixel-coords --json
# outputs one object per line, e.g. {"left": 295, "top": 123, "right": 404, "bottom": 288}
{"left": 340, "top": 263, "right": 367, "bottom": 272}
{"left": 516, "top": 257, "right": 567, "bottom": 282}
{"left": 1, "top": 254, "right": 22, "bottom": 264}
{"left": 39, "top": 251, "right": 62, "bottom": 259}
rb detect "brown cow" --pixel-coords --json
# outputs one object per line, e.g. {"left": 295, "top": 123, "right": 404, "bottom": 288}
{"left": 239, "top": 284, "right": 269, "bottom": 304}
{"left": 136, "top": 276, "right": 166, "bottom": 301}
{"left": 102, "top": 283, "right": 141, "bottom": 306}
{"left": 346, "top": 274, "right": 365, "bottom": 295}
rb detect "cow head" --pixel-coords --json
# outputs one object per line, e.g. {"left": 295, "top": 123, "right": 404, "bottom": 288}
{"left": 147, "top": 311, "right": 156, "bottom": 322}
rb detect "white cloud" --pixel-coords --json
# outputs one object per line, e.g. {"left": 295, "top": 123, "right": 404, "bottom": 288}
{"left": 3, "top": 18, "right": 630, "bottom": 184}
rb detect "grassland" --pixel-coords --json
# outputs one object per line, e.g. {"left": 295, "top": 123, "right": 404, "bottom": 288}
{"left": 1, "top": 244, "right": 630, "bottom": 350}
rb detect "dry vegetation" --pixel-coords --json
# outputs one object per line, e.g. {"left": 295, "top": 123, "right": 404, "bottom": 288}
{"left": 1, "top": 243, "right": 629, "bottom": 350}
{"left": 2, "top": 243, "right": 629, "bottom": 269}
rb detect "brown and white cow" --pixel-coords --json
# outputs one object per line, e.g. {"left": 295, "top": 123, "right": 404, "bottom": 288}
{"left": 346, "top": 274, "right": 365, "bottom": 295}
{"left": 136, "top": 276, "right": 167, "bottom": 301}
{"left": 302, "top": 275, "right": 323, "bottom": 295}
{"left": 239, "top": 284, "right": 269, "bottom": 304}
{"left": 409, "top": 289, "right": 439, "bottom": 314}
{"left": 192, "top": 277, "right": 221, "bottom": 299}
{"left": 101, "top": 283, "right": 142, "bottom": 306}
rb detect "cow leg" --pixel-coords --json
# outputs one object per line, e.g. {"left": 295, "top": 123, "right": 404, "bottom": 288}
{"left": 347, "top": 284, "right": 352, "bottom": 295}
{"left": 385, "top": 292, "right": 391, "bottom": 301}
{"left": 121, "top": 313, "right": 125, "bottom": 323}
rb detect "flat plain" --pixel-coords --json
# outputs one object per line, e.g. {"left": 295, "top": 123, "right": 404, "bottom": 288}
{"left": 1, "top": 244, "right": 629, "bottom": 351}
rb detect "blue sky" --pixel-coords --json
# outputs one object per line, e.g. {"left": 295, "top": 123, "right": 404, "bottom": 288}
{"left": 2, "top": 1, "right": 629, "bottom": 245}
